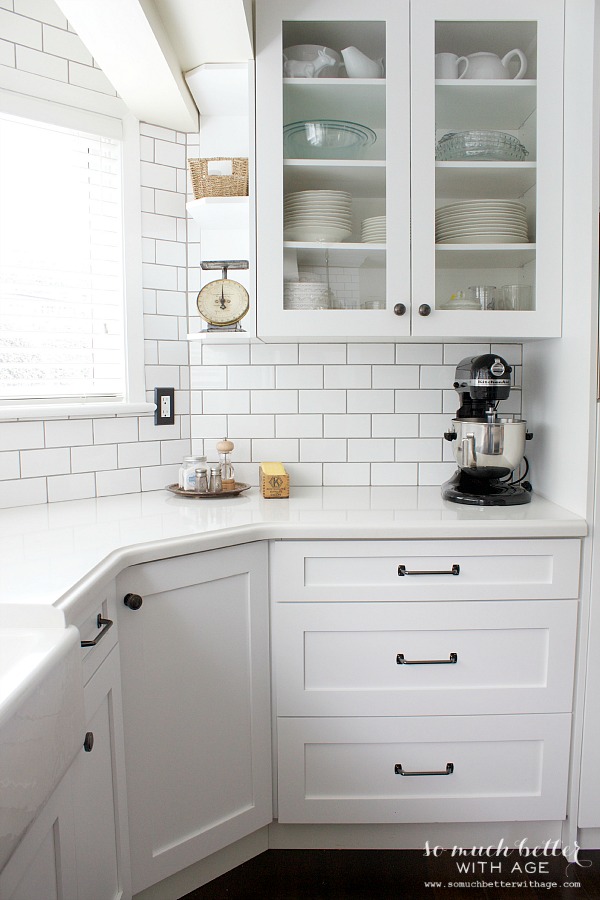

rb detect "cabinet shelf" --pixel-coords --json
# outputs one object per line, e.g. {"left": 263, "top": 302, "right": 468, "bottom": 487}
{"left": 435, "top": 243, "right": 536, "bottom": 268}
{"left": 284, "top": 241, "right": 385, "bottom": 267}
{"left": 435, "top": 162, "right": 536, "bottom": 199}
{"left": 284, "top": 159, "right": 386, "bottom": 195}
{"left": 186, "top": 197, "right": 249, "bottom": 229}
{"left": 284, "top": 81, "right": 386, "bottom": 131}
{"left": 435, "top": 81, "right": 537, "bottom": 130}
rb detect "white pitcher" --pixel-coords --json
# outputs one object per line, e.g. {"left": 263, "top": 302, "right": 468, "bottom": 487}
{"left": 341, "top": 46, "right": 384, "bottom": 78}
{"left": 459, "top": 49, "right": 528, "bottom": 80}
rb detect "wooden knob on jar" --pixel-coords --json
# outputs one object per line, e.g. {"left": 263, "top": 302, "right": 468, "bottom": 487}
{"left": 216, "top": 437, "right": 234, "bottom": 454}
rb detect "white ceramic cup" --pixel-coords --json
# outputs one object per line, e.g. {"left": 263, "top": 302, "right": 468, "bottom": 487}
{"left": 435, "top": 52, "right": 469, "bottom": 78}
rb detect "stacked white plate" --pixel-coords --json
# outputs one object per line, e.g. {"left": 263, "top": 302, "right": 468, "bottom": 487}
{"left": 284, "top": 281, "right": 331, "bottom": 310}
{"left": 435, "top": 200, "right": 529, "bottom": 244}
{"left": 361, "top": 215, "right": 386, "bottom": 243}
{"left": 284, "top": 190, "right": 352, "bottom": 242}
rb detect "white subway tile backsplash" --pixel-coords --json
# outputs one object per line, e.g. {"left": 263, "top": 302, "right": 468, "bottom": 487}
{"left": 47, "top": 473, "right": 95, "bottom": 503}
{"left": 228, "top": 365, "right": 275, "bottom": 390}
{"left": 252, "top": 343, "right": 299, "bottom": 365}
{"left": 371, "top": 463, "right": 418, "bottom": 486}
{"left": 16, "top": 43, "right": 67, "bottom": 78}
{"left": 299, "top": 390, "right": 346, "bottom": 414}
{"left": 251, "top": 438, "right": 298, "bottom": 462}
{"left": 276, "top": 365, "right": 323, "bottom": 390}
{"left": 419, "top": 414, "right": 452, "bottom": 438}
{"left": 139, "top": 415, "right": 180, "bottom": 442}
{"left": 395, "top": 390, "right": 442, "bottom": 413}
{"left": 394, "top": 438, "right": 441, "bottom": 462}
{"left": 155, "top": 139, "right": 186, "bottom": 169}
{"left": 300, "top": 438, "right": 346, "bottom": 463}
{"left": 0, "top": 37, "right": 15, "bottom": 65}
{"left": 140, "top": 464, "right": 179, "bottom": 491}
{"left": 419, "top": 366, "right": 457, "bottom": 389}
{"left": 0, "top": 451, "right": 20, "bottom": 480}
{"left": 0, "top": 8, "right": 41, "bottom": 48}
{"left": 323, "top": 462, "right": 370, "bottom": 486}
{"left": 202, "top": 390, "right": 250, "bottom": 415}
{"left": 0, "top": 421, "right": 44, "bottom": 450}
{"left": 190, "top": 415, "right": 228, "bottom": 438}
{"left": 143, "top": 314, "right": 179, "bottom": 340}
{"left": 324, "top": 365, "right": 371, "bottom": 390}
{"left": 276, "top": 414, "right": 322, "bottom": 438}
{"left": 201, "top": 344, "right": 250, "bottom": 366}
{"left": 227, "top": 415, "right": 274, "bottom": 439}
{"left": 141, "top": 212, "right": 177, "bottom": 241}
{"left": 15, "top": 0, "right": 67, "bottom": 28}
{"left": 142, "top": 263, "right": 179, "bottom": 291}
{"left": 140, "top": 123, "right": 177, "bottom": 142}
{"left": 324, "top": 414, "right": 370, "bottom": 438}
{"left": 42, "top": 23, "right": 92, "bottom": 63}
{"left": 141, "top": 161, "right": 177, "bottom": 192}
{"left": 160, "top": 439, "right": 191, "bottom": 465}
{"left": 372, "top": 365, "right": 419, "bottom": 389}
{"left": 348, "top": 438, "right": 394, "bottom": 462}
{"left": 347, "top": 389, "right": 394, "bottom": 413}
{"left": 44, "top": 418, "right": 93, "bottom": 448}
{"left": 72, "top": 443, "right": 117, "bottom": 473}
{"left": 68, "top": 60, "right": 115, "bottom": 93}
{"left": 190, "top": 366, "right": 227, "bottom": 390}
{"left": 285, "top": 462, "right": 323, "bottom": 485}
{"left": 118, "top": 441, "right": 160, "bottom": 469}
{"left": 443, "top": 344, "right": 490, "bottom": 365}
{"left": 395, "top": 344, "right": 443, "bottom": 365}
{"left": 372, "top": 414, "right": 419, "bottom": 438}
{"left": 155, "top": 189, "right": 187, "bottom": 217}
{"left": 299, "top": 344, "right": 346, "bottom": 365}
{"left": 156, "top": 290, "right": 187, "bottom": 317}
{"left": 21, "top": 447, "right": 70, "bottom": 477}
{"left": 158, "top": 340, "right": 188, "bottom": 367}
{"left": 156, "top": 239, "right": 187, "bottom": 267}
{"left": 251, "top": 390, "right": 297, "bottom": 414}
{"left": 347, "top": 343, "right": 394, "bottom": 365}
{"left": 491, "top": 343, "right": 522, "bottom": 365}
{"left": 418, "top": 461, "right": 457, "bottom": 485}
{"left": 96, "top": 468, "right": 141, "bottom": 497}
{"left": 93, "top": 417, "right": 139, "bottom": 445}
{"left": 0, "top": 477, "right": 47, "bottom": 509}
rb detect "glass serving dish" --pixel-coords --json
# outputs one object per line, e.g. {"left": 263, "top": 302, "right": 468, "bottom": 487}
{"left": 284, "top": 119, "right": 377, "bottom": 159}
{"left": 435, "top": 131, "right": 529, "bottom": 161}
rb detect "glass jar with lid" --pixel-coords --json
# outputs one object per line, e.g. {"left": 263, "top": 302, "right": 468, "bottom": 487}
{"left": 178, "top": 455, "right": 207, "bottom": 491}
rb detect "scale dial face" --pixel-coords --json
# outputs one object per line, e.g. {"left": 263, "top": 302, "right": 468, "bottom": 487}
{"left": 196, "top": 278, "right": 249, "bottom": 326}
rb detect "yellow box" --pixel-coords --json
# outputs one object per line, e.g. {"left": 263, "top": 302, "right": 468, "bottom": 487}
{"left": 260, "top": 462, "right": 290, "bottom": 498}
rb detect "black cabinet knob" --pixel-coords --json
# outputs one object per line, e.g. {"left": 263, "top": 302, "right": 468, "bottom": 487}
{"left": 393, "top": 303, "right": 406, "bottom": 316}
{"left": 418, "top": 304, "right": 432, "bottom": 317}
{"left": 83, "top": 731, "right": 94, "bottom": 753}
{"left": 123, "top": 592, "right": 143, "bottom": 610}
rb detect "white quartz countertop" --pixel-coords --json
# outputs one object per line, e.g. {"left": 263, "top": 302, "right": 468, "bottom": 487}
{"left": 0, "top": 486, "right": 586, "bottom": 619}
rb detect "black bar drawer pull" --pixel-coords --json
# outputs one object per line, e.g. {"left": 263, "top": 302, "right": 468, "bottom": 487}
{"left": 81, "top": 614, "right": 113, "bottom": 648}
{"left": 398, "top": 564, "right": 460, "bottom": 576}
{"left": 397, "top": 652, "right": 458, "bottom": 666}
{"left": 395, "top": 763, "right": 454, "bottom": 776}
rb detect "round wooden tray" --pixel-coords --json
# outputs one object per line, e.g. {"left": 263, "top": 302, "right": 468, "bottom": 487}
{"left": 166, "top": 482, "right": 251, "bottom": 498}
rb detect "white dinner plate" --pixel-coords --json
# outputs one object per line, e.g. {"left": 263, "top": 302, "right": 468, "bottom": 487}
{"left": 437, "top": 233, "right": 530, "bottom": 244}
{"left": 284, "top": 225, "right": 352, "bottom": 241}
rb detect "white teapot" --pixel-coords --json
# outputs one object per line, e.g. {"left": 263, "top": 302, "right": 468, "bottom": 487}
{"left": 459, "top": 49, "right": 527, "bottom": 80}
{"left": 341, "top": 46, "right": 384, "bottom": 78}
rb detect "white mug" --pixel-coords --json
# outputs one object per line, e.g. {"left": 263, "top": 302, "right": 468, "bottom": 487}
{"left": 435, "top": 52, "right": 469, "bottom": 78}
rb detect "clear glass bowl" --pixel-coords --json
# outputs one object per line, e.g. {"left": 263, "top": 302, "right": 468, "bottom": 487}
{"left": 435, "top": 131, "right": 529, "bottom": 161}
{"left": 284, "top": 119, "right": 377, "bottom": 159}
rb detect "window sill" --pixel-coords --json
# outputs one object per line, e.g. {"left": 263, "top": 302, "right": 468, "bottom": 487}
{"left": 0, "top": 401, "right": 156, "bottom": 422}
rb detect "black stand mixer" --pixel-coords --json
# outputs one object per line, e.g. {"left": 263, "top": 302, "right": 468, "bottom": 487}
{"left": 442, "top": 354, "right": 533, "bottom": 506}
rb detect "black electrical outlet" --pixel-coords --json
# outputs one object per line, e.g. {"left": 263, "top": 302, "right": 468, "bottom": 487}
{"left": 154, "top": 387, "right": 175, "bottom": 425}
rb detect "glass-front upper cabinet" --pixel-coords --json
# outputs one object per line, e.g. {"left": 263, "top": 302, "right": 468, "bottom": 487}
{"left": 411, "top": 0, "right": 564, "bottom": 338}
{"left": 256, "top": 0, "right": 410, "bottom": 340}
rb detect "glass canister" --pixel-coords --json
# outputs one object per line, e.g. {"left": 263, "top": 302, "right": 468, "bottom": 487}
{"left": 216, "top": 438, "right": 235, "bottom": 490}
{"left": 178, "top": 455, "right": 207, "bottom": 491}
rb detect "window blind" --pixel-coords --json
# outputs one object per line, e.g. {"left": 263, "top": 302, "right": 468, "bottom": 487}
{"left": 0, "top": 112, "right": 125, "bottom": 401}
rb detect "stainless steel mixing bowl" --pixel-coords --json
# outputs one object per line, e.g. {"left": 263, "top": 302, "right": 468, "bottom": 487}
{"left": 446, "top": 416, "right": 528, "bottom": 479}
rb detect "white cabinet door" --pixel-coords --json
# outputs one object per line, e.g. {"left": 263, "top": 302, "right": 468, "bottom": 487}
{"left": 116, "top": 543, "right": 272, "bottom": 895}
{"left": 256, "top": 0, "right": 411, "bottom": 340}
{"left": 71, "top": 645, "right": 132, "bottom": 900}
{"left": 0, "top": 773, "right": 78, "bottom": 900}
{"left": 410, "top": 0, "right": 564, "bottom": 338}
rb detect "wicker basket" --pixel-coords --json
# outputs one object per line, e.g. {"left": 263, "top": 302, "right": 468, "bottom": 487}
{"left": 188, "top": 157, "right": 249, "bottom": 199}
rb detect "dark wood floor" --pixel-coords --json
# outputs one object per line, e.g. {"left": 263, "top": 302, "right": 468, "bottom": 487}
{"left": 181, "top": 849, "right": 600, "bottom": 899}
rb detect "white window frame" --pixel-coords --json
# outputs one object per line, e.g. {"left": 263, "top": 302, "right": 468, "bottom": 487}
{"left": 0, "top": 88, "right": 152, "bottom": 421}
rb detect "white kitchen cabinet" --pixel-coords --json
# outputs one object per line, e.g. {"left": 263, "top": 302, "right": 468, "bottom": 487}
{"left": 0, "top": 773, "right": 78, "bottom": 900}
{"left": 255, "top": 0, "right": 564, "bottom": 340}
{"left": 116, "top": 543, "right": 272, "bottom": 896}
{"left": 270, "top": 539, "right": 580, "bottom": 824}
{"left": 0, "top": 612, "right": 130, "bottom": 900}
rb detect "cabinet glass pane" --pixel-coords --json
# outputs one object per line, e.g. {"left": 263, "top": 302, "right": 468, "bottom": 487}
{"left": 282, "top": 20, "right": 387, "bottom": 313}
{"left": 434, "top": 21, "right": 537, "bottom": 314}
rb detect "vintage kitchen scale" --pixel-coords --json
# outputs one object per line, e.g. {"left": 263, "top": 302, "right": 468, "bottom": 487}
{"left": 197, "top": 260, "right": 249, "bottom": 332}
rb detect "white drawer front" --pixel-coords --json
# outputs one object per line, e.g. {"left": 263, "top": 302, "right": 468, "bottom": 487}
{"left": 277, "top": 714, "right": 571, "bottom": 824}
{"left": 270, "top": 540, "right": 581, "bottom": 602}
{"left": 274, "top": 600, "right": 577, "bottom": 716}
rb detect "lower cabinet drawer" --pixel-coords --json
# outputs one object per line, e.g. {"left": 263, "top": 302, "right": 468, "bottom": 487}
{"left": 276, "top": 714, "right": 571, "bottom": 824}
{"left": 76, "top": 582, "right": 118, "bottom": 685}
{"left": 274, "top": 600, "right": 577, "bottom": 716}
